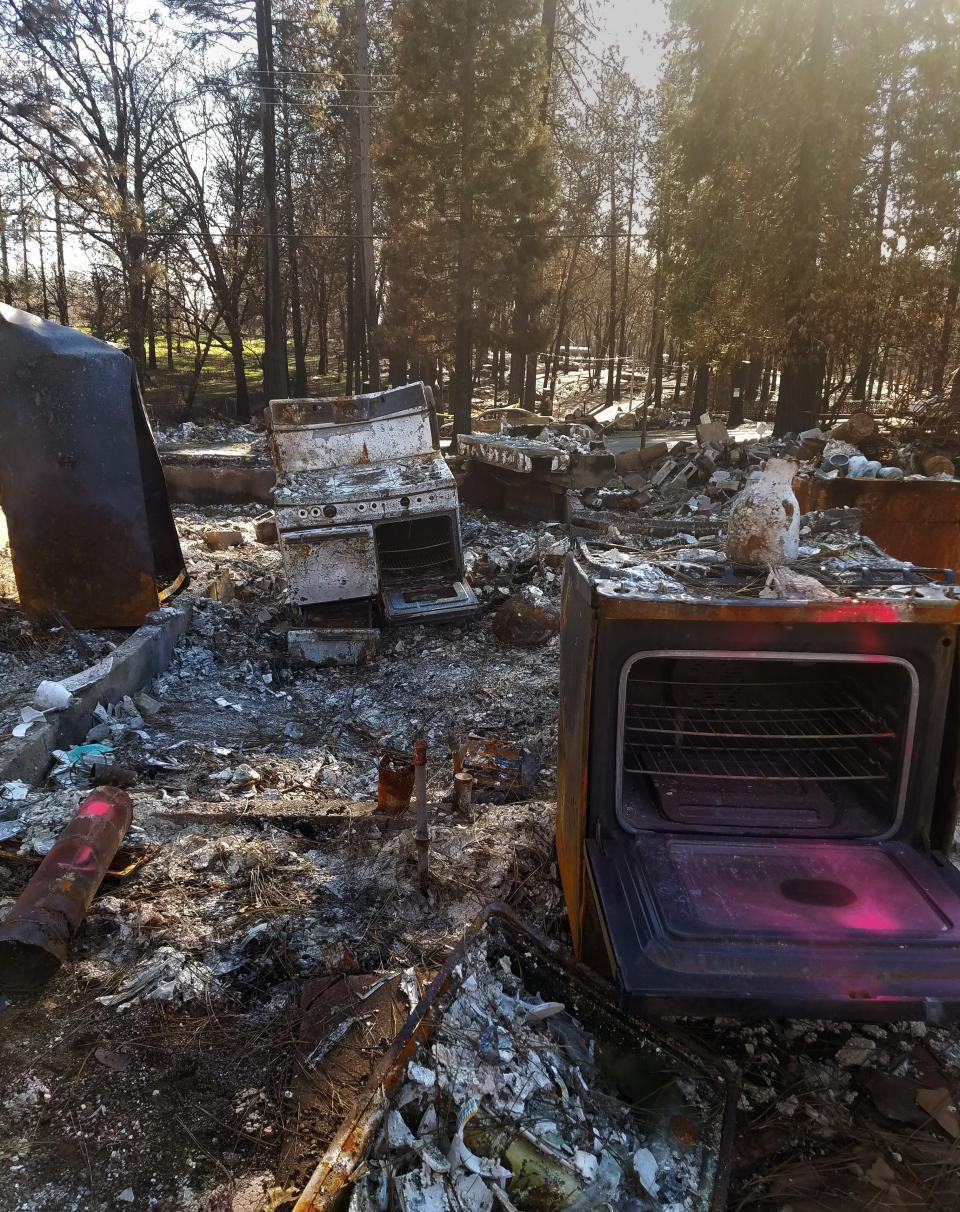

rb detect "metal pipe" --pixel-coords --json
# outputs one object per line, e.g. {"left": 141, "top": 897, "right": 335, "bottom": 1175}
{"left": 413, "top": 738, "right": 429, "bottom": 893}
{"left": 0, "top": 786, "right": 133, "bottom": 992}
{"left": 454, "top": 771, "right": 474, "bottom": 819}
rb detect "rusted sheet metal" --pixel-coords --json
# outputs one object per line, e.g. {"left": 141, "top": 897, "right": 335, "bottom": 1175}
{"left": 453, "top": 734, "right": 541, "bottom": 799}
{"left": 279, "top": 526, "right": 379, "bottom": 605}
{"left": 556, "top": 562, "right": 599, "bottom": 958}
{"left": 596, "top": 587, "right": 960, "bottom": 626}
{"left": 269, "top": 384, "right": 436, "bottom": 474}
{"left": 293, "top": 904, "right": 737, "bottom": 1212}
{"left": 0, "top": 304, "right": 186, "bottom": 627}
{"left": 0, "top": 787, "right": 133, "bottom": 992}
{"left": 288, "top": 627, "right": 381, "bottom": 666}
{"left": 795, "top": 477, "right": 960, "bottom": 575}
{"left": 458, "top": 432, "right": 570, "bottom": 474}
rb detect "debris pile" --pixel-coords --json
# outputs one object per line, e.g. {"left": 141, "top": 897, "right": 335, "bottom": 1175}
{"left": 687, "top": 1014, "right": 960, "bottom": 1210}
{"left": 573, "top": 411, "right": 960, "bottom": 544}
{"left": 154, "top": 420, "right": 270, "bottom": 462}
{"left": 350, "top": 938, "right": 712, "bottom": 1212}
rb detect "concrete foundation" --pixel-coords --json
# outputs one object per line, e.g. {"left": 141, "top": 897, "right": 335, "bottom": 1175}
{"left": 0, "top": 598, "right": 193, "bottom": 785}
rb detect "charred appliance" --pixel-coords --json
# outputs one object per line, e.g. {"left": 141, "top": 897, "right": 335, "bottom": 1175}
{"left": 558, "top": 543, "right": 960, "bottom": 1020}
{"left": 0, "top": 304, "right": 186, "bottom": 627}
{"left": 269, "top": 383, "right": 477, "bottom": 630}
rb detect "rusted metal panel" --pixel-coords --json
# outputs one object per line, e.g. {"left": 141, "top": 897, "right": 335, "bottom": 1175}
{"left": 287, "top": 627, "right": 381, "bottom": 665}
{"left": 269, "top": 384, "right": 436, "bottom": 474}
{"left": 595, "top": 589, "right": 960, "bottom": 626}
{"left": 795, "top": 477, "right": 960, "bottom": 575}
{"left": 0, "top": 787, "right": 133, "bottom": 992}
{"left": 0, "top": 305, "right": 186, "bottom": 627}
{"left": 279, "top": 526, "right": 379, "bottom": 605}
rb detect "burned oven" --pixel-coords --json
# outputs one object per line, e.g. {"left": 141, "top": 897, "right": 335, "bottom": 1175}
{"left": 558, "top": 544, "right": 960, "bottom": 1020}
{"left": 269, "top": 383, "right": 477, "bottom": 629}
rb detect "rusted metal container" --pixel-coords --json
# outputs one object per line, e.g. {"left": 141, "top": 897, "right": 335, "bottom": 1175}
{"left": 377, "top": 751, "right": 415, "bottom": 814}
{"left": 292, "top": 905, "right": 736, "bottom": 1212}
{"left": 795, "top": 476, "right": 960, "bottom": 574}
{"left": 0, "top": 787, "right": 133, "bottom": 992}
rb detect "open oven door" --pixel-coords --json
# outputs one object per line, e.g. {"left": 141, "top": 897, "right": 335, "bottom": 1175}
{"left": 585, "top": 832, "right": 960, "bottom": 1021}
{"left": 381, "top": 580, "right": 478, "bottom": 623}
{"left": 584, "top": 646, "right": 960, "bottom": 1021}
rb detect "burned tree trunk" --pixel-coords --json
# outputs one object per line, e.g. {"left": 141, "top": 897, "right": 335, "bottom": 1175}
{"left": 604, "top": 148, "right": 617, "bottom": 412}
{"left": 933, "top": 234, "right": 960, "bottom": 398}
{"left": 774, "top": 0, "right": 834, "bottom": 437}
{"left": 691, "top": 362, "right": 709, "bottom": 423}
{"left": 452, "top": 0, "right": 478, "bottom": 437}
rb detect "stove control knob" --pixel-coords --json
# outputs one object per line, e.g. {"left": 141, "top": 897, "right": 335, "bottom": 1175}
{"left": 400, "top": 495, "right": 410, "bottom": 507}
{"left": 323, "top": 505, "right": 337, "bottom": 518}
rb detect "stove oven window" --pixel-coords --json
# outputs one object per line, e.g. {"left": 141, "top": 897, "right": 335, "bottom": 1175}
{"left": 616, "top": 652, "right": 918, "bottom": 839}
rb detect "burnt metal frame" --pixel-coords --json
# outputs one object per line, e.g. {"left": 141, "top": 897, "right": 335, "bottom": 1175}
{"left": 615, "top": 650, "right": 919, "bottom": 840}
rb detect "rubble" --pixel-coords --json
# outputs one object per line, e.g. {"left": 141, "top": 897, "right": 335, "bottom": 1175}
{"left": 491, "top": 588, "right": 560, "bottom": 648}
{"left": 344, "top": 931, "right": 726, "bottom": 1212}
{"left": 0, "top": 496, "right": 569, "bottom": 1210}
{"left": 3, "top": 395, "right": 960, "bottom": 1212}
{"left": 453, "top": 736, "right": 541, "bottom": 802}
{"left": 203, "top": 528, "right": 244, "bottom": 550}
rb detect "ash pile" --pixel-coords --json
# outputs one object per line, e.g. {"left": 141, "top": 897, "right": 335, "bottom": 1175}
{"left": 348, "top": 935, "right": 722, "bottom": 1212}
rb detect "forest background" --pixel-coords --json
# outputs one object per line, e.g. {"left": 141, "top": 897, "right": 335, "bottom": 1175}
{"left": 0, "top": 0, "right": 958, "bottom": 438}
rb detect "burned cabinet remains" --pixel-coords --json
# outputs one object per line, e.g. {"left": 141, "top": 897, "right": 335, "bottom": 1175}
{"left": 558, "top": 544, "right": 960, "bottom": 1021}
{"left": 269, "top": 383, "right": 477, "bottom": 631}
{"left": 0, "top": 304, "right": 186, "bottom": 627}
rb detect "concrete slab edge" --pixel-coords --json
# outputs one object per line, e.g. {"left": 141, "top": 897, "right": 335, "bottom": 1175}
{"left": 0, "top": 597, "right": 194, "bottom": 787}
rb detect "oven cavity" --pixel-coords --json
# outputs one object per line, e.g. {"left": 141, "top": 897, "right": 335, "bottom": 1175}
{"left": 617, "top": 652, "right": 916, "bottom": 838}
{"left": 375, "top": 515, "right": 459, "bottom": 584}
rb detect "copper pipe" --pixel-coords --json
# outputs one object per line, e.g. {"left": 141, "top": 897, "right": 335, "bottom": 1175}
{"left": 0, "top": 786, "right": 133, "bottom": 992}
{"left": 413, "top": 739, "right": 429, "bottom": 892}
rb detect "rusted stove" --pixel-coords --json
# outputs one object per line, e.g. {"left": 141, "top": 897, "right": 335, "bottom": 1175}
{"left": 269, "top": 384, "right": 477, "bottom": 636}
{"left": 558, "top": 542, "right": 960, "bottom": 1020}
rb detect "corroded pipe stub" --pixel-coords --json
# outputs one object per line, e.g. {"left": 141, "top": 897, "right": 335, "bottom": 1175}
{"left": 0, "top": 787, "right": 133, "bottom": 993}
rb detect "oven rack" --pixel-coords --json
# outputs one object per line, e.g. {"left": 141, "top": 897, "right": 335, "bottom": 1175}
{"left": 623, "top": 703, "right": 894, "bottom": 742}
{"left": 623, "top": 679, "right": 893, "bottom": 742}
{"left": 378, "top": 538, "right": 456, "bottom": 568}
{"left": 622, "top": 737, "right": 889, "bottom": 782}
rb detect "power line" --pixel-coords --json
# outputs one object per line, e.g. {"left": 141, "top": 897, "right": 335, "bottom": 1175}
{"left": 23, "top": 224, "right": 650, "bottom": 240}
